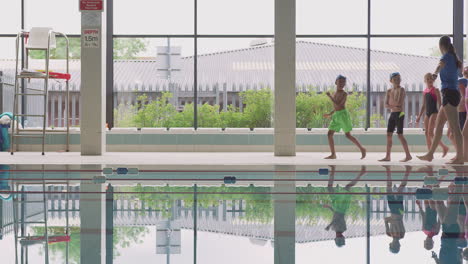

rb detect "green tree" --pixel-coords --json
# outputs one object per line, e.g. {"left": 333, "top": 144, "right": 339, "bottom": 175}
{"left": 114, "top": 89, "right": 377, "bottom": 129}
{"left": 113, "top": 38, "right": 148, "bottom": 59}
{"left": 30, "top": 37, "right": 81, "bottom": 59}
{"left": 114, "top": 93, "right": 177, "bottom": 128}
{"left": 29, "top": 38, "right": 148, "bottom": 60}
{"left": 240, "top": 88, "right": 273, "bottom": 128}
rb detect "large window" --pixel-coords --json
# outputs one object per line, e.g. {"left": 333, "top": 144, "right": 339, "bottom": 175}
{"left": 295, "top": 38, "right": 367, "bottom": 129}
{"left": 113, "top": 1, "right": 274, "bottom": 129}
{"left": 197, "top": 38, "right": 274, "bottom": 128}
{"left": 371, "top": 0, "right": 452, "bottom": 34}
{"left": 0, "top": 0, "right": 20, "bottom": 34}
{"left": 114, "top": 0, "right": 194, "bottom": 34}
{"left": 0, "top": 1, "right": 81, "bottom": 129}
{"left": 370, "top": 38, "right": 442, "bottom": 129}
{"left": 113, "top": 38, "right": 195, "bottom": 128}
{"left": 1, "top": 0, "right": 460, "bottom": 131}
{"left": 297, "top": 0, "right": 367, "bottom": 35}
{"left": 0, "top": 38, "right": 18, "bottom": 114}
{"left": 25, "top": 0, "right": 81, "bottom": 34}
{"left": 198, "top": 0, "right": 273, "bottom": 34}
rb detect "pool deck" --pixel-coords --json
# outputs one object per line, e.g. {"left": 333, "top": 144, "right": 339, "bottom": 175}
{"left": 0, "top": 151, "right": 463, "bottom": 167}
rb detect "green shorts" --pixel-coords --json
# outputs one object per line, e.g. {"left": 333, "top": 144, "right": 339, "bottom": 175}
{"left": 329, "top": 109, "right": 353, "bottom": 133}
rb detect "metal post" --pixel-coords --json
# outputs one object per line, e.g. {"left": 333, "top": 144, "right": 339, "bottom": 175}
{"left": 194, "top": 0, "right": 198, "bottom": 129}
{"left": 366, "top": 0, "right": 371, "bottom": 130}
{"left": 106, "top": 184, "right": 114, "bottom": 264}
{"left": 106, "top": 0, "right": 114, "bottom": 129}
{"left": 366, "top": 185, "right": 371, "bottom": 264}
{"left": 20, "top": 0, "right": 27, "bottom": 128}
{"left": 193, "top": 184, "right": 197, "bottom": 264}
{"left": 453, "top": 0, "right": 464, "bottom": 73}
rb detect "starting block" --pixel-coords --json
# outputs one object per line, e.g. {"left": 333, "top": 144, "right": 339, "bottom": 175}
{"left": 416, "top": 188, "right": 432, "bottom": 200}
{"left": 424, "top": 176, "right": 438, "bottom": 186}
{"left": 319, "top": 168, "right": 329, "bottom": 176}
{"left": 454, "top": 177, "right": 468, "bottom": 185}
{"left": 432, "top": 188, "right": 449, "bottom": 201}
{"left": 438, "top": 169, "right": 449, "bottom": 176}
{"left": 93, "top": 175, "right": 107, "bottom": 184}
{"left": 224, "top": 176, "right": 237, "bottom": 184}
{"left": 103, "top": 168, "right": 113, "bottom": 175}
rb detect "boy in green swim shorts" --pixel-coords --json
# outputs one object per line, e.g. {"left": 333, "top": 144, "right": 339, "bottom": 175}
{"left": 324, "top": 75, "right": 366, "bottom": 159}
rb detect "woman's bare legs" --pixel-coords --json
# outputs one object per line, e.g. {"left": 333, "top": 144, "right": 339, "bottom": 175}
{"left": 463, "top": 118, "right": 468, "bottom": 162}
{"left": 445, "top": 104, "right": 464, "bottom": 164}
{"left": 418, "top": 105, "right": 463, "bottom": 164}
{"left": 428, "top": 113, "right": 449, "bottom": 157}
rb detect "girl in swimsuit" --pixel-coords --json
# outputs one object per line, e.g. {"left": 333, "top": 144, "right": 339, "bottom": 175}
{"left": 416, "top": 73, "right": 449, "bottom": 157}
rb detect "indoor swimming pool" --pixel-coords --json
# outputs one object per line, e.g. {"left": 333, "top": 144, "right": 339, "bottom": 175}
{"left": 0, "top": 164, "right": 466, "bottom": 264}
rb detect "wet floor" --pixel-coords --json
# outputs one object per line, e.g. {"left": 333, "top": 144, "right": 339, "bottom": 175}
{"left": 0, "top": 164, "right": 467, "bottom": 263}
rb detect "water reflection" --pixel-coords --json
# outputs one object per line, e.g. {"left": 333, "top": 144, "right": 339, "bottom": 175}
{"left": 0, "top": 165, "right": 467, "bottom": 263}
{"left": 323, "top": 165, "right": 366, "bottom": 247}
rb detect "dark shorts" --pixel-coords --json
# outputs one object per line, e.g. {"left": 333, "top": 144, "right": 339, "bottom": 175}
{"left": 459, "top": 201, "right": 467, "bottom": 216}
{"left": 387, "top": 112, "right": 404, "bottom": 134}
{"left": 387, "top": 195, "right": 404, "bottom": 215}
{"left": 459, "top": 112, "right": 466, "bottom": 130}
{"left": 442, "top": 223, "right": 461, "bottom": 238}
{"left": 423, "top": 206, "right": 438, "bottom": 231}
{"left": 442, "top": 89, "right": 461, "bottom": 107}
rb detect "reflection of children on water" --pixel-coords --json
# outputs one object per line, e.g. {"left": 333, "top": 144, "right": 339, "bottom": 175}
{"left": 431, "top": 181, "right": 464, "bottom": 264}
{"left": 383, "top": 165, "right": 410, "bottom": 254}
{"left": 323, "top": 165, "right": 366, "bottom": 247}
{"left": 416, "top": 166, "right": 441, "bottom": 251}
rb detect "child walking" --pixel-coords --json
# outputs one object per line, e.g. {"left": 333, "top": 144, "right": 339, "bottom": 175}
{"left": 416, "top": 73, "right": 449, "bottom": 157}
{"left": 323, "top": 75, "right": 366, "bottom": 159}
{"left": 379, "top": 72, "right": 412, "bottom": 162}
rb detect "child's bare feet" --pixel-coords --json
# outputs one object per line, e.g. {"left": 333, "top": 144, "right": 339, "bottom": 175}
{"left": 400, "top": 156, "right": 412, "bottom": 162}
{"left": 417, "top": 153, "right": 434, "bottom": 162}
{"left": 442, "top": 146, "right": 449, "bottom": 158}
{"left": 446, "top": 158, "right": 464, "bottom": 164}
{"left": 360, "top": 148, "right": 367, "bottom": 159}
{"left": 324, "top": 154, "right": 336, "bottom": 159}
{"left": 378, "top": 157, "right": 391, "bottom": 162}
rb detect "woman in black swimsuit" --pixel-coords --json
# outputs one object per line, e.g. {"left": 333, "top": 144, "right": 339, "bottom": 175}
{"left": 416, "top": 73, "right": 449, "bottom": 157}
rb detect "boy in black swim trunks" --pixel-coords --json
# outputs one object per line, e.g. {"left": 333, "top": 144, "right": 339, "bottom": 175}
{"left": 379, "top": 73, "right": 412, "bottom": 162}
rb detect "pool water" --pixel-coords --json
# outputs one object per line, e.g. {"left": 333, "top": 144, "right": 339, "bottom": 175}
{"left": 0, "top": 164, "right": 466, "bottom": 264}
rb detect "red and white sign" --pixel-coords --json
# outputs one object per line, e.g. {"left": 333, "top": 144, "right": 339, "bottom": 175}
{"left": 82, "top": 29, "right": 100, "bottom": 48}
{"left": 79, "top": 0, "right": 103, "bottom": 12}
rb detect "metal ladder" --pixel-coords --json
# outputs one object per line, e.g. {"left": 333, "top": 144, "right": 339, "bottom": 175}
{"left": 10, "top": 28, "right": 71, "bottom": 155}
{"left": 12, "top": 169, "right": 71, "bottom": 264}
